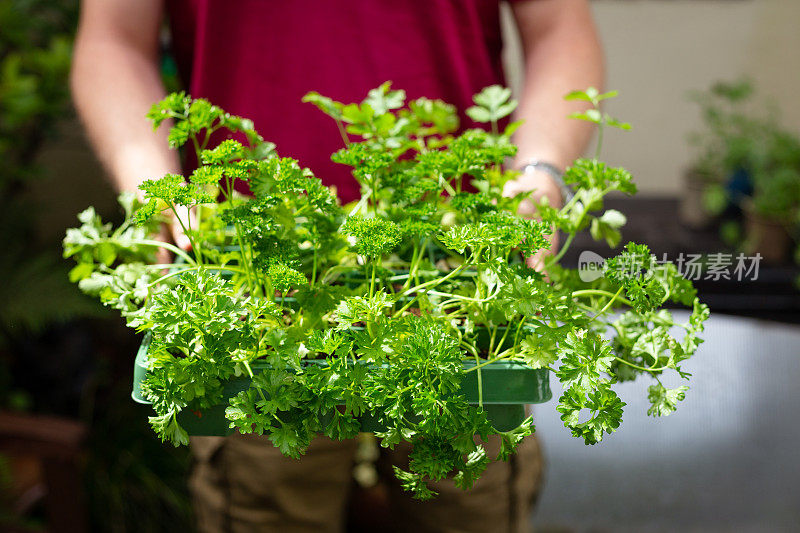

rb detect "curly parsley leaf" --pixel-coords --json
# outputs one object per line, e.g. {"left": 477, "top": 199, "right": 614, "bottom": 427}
{"left": 557, "top": 384, "right": 625, "bottom": 445}
{"left": 604, "top": 243, "right": 667, "bottom": 313}
{"left": 647, "top": 384, "right": 689, "bottom": 417}
{"left": 341, "top": 216, "right": 401, "bottom": 258}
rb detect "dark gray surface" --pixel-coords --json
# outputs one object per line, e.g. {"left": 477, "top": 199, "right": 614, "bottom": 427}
{"left": 560, "top": 196, "right": 800, "bottom": 323}
{"left": 530, "top": 313, "right": 800, "bottom": 533}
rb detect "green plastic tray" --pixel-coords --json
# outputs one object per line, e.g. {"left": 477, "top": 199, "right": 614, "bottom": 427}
{"left": 132, "top": 334, "right": 551, "bottom": 435}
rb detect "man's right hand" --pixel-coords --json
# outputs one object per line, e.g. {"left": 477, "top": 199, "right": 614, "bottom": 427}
{"left": 72, "top": 0, "right": 182, "bottom": 225}
{"left": 154, "top": 206, "right": 194, "bottom": 264}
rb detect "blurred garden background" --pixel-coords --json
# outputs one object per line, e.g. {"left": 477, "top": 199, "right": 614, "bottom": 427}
{"left": 1, "top": 0, "right": 799, "bottom": 531}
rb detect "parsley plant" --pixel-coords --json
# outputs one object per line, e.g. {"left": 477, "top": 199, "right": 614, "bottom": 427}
{"left": 64, "top": 84, "right": 709, "bottom": 499}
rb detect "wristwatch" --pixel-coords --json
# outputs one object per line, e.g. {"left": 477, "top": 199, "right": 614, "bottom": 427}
{"left": 518, "top": 159, "right": 573, "bottom": 203}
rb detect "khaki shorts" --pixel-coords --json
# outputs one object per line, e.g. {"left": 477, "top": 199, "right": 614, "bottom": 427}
{"left": 190, "top": 433, "right": 543, "bottom": 533}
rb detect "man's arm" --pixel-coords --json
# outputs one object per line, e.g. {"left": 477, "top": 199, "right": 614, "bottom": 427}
{"left": 505, "top": 0, "right": 604, "bottom": 208}
{"left": 71, "top": 0, "right": 179, "bottom": 194}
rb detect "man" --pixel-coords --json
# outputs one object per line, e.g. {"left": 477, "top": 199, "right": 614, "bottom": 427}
{"left": 71, "top": 1, "right": 603, "bottom": 531}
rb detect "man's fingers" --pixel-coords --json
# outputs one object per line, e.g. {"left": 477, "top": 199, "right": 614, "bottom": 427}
{"left": 152, "top": 206, "right": 194, "bottom": 265}
{"left": 154, "top": 224, "right": 173, "bottom": 265}
{"left": 502, "top": 178, "right": 540, "bottom": 200}
{"left": 504, "top": 176, "right": 561, "bottom": 270}
{"left": 526, "top": 231, "right": 559, "bottom": 275}
{"left": 170, "top": 205, "right": 196, "bottom": 251}
{"left": 502, "top": 180, "right": 522, "bottom": 198}
{"left": 517, "top": 197, "right": 537, "bottom": 218}
{"left": 171, "top": 224, "right": 192, "bottom": 251}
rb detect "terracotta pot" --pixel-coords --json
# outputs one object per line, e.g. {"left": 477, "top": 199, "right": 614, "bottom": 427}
{"left": 743, "top": 204, "right": 792, "bottom": 263}
{"left": 680, "top": 168, "right": 716, "bottom": 229}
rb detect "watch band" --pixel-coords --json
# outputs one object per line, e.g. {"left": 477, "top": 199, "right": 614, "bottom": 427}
{"left": 518, "top": 159, "right": 574, "bottom": 203}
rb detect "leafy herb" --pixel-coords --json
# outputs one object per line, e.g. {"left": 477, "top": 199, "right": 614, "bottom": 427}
{"left": 64, "top": 84, "right": 709, "bottom": 499}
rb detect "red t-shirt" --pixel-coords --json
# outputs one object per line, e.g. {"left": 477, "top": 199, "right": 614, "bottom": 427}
{"left": 166, "top": 0, "right": 510, "bottom": 203}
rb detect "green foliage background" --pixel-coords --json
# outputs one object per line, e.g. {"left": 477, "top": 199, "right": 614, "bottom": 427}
{"left": 0, "top": 1, "right": 193, "bottom": 530}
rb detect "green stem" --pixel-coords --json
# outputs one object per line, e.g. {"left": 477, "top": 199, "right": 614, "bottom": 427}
{"left": 242, "top": 360, "right": 255, "bottom": 378}
{"left": 614, "top": 357, "right": 668, "bottom": 373}
{"left": 137, "top": 239, "right": 196, "bottom": 266}
{"left": 170, "top": 205, "right": 203, "bottom": 265}
{"left": 545, "top": 232, "right": 574, "bottom": 269}
{"left": 293, "top": 204, "right": 309, "bottom": 218}
{"left": 400, "top": 250, "right": 417, "bottom": 294}
{"left": 112, "top": 216, "right": 134, "bottom": 239}
{"left": 488, "top": 325, "right": 498, "bottom": 359}
{"left": 311, "top": 246, "right": 318, "bottom": 288}
{"left": 588, "top": 286, "right": 624, "bottom": 323}
{"left": 392, "top": 263, "right": 466, "bottom": 318}
{"left": 395, "top": 383, "right": 416, "bottom": 396}
{"left": 401, "top": 258, "right": 473, "bottom": 298}
{"left": 416, "top": 135, "right": 428, "bottom": 154}
{"left": 392, "top": 295, "right": 419, "bottom": 319}
{"left": 369, "top": 260, "right": 377, "bottom": 300}
{"left": 494, "top": 324, "right": 512, "bottom": 357}
{"left": 595, "top": 125, "right": 605, "bottom": 160}
{"left": 318, "top": 264, "right": 359, "bottom": 285}
{"left": 474, "top": 352, "right": 483, "bottom": 408}
{"left": 140, "top": 263, "right": 185, "bottom": 270}
{"left": 542, "top": 186, "right": 615, "bottom": 270}
{"left": 220, "top": 175, "right": 233, "bottom": 203}
{"left": 370, "top": 172, "right": 381, "bottom": 215}
{"left": 427, "top": 286, "right": 501, "bottom": 305}
{"left": 512, "top": 318, "right": 527, "bottom": 352}
{"left": 436, "top": 299, "right": 468, "bottom": 311}
{"left": 335, "top": 119, "right": 350, "bottom": 147}
{"left": 233, "top": 222, "right": 255, "bottom": 295}
{"left": 571, "top": 289, "right": 633, "bottom": 308}
{"left": 191, "top": 135, "right": 202, "bottom": 162}
{"left": 348, "top": 190, "right": 371, "bottom": 217}
{"left": 440, "top": 175, "right": 457, "bottom": 197}
{"left": 401, "top": 239, "right": 428, "bottom": 292}
{"left": 465, "top": 352, "right": 513, "bottom": 374}
{"left": 242, "top": 360, "right": 270, "bottom": 405}
{"left": 265, "top": 277, "right": 274, "bottom": 299}
{"left": 146, "top": 265, "right": 247, "bottom": 288}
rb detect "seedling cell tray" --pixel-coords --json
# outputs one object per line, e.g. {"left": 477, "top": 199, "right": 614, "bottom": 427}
{"left": 132, "top": 334, "right": 551, "bottom": 435}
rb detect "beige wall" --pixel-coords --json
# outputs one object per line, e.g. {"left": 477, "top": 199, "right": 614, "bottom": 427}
{"left": 502, "top": 0, "right": 800, "bottom": 195}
